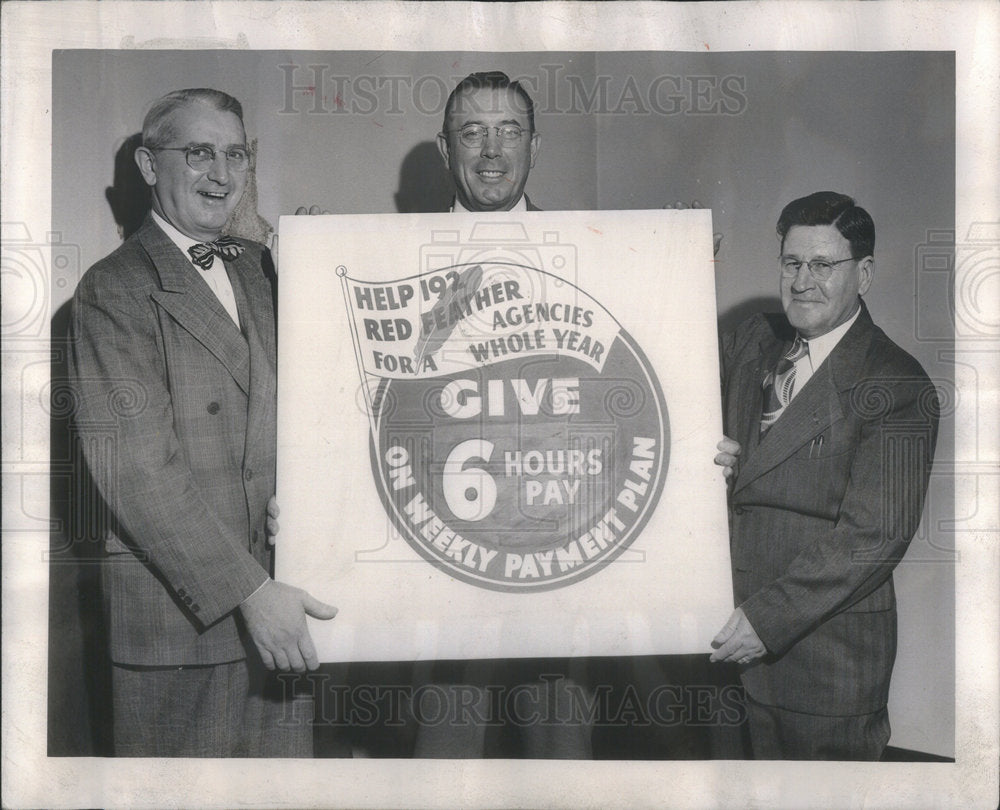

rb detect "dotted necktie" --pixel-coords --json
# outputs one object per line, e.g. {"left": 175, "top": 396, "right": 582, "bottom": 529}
{"left": 188, "top": 236, "right": 244, "bottom": 270}
{"left": 760, "top": 336, "right": 809, "bottom": 435}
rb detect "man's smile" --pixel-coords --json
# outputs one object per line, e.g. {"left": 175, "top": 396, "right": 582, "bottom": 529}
{"left": 476, "top": 168, "right": 508, "bottom": 181}
{"left": 198, "top": 189, "right": 230, "bottom": 201}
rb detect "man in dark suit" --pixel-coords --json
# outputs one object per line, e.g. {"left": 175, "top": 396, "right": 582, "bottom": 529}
{"left": 436, "top": 70, "right": 542, "bottom": 213}
{"left": 69, "top": 88, "right": 336, "bottom": 756}
{"left": 711, "top": 191, "right": 938, "bottom": 759}
{"left": 294, "top": 71, "right": 550, "bottom": 758}
{"left": 414, "top": 71, "right": 724, "bottom": 760}
{"left": 305, "top": 71, "right": 722, "bottom": 759}
{"left": 409, "top": 70, "right": 588, "bottom": 759}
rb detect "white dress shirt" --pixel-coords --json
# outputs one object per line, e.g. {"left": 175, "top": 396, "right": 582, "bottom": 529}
{"left": 151, "top": 210, "right": 241, "bottom": 327}
{"left": 790, "top": 304, "right": 862, "bottom": 401}
{"left": 452, "top": 194, "right": 528, "bottom": 213}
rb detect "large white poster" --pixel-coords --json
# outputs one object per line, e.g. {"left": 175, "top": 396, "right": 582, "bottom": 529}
{"left": 276, "top": 209, "right": 733, "bottom": 661}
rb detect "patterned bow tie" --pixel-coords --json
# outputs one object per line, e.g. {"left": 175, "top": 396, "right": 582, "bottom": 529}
{"left": 188, "top": 237, "right": 244, "bottom": 270}
{"left": 760, "top": 336, "right": 809, "bottom": 435}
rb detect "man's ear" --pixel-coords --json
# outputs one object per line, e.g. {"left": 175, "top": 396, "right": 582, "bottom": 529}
{"left": 134, "top": 146, "right": 157, "bottom": 187}
{"left": 436, "top": 133, "right": 451, "bottom": 170}
{"left": 529, "top": 131, "right": 541, "bottom": 168}
{"left": 857, "top": 255, "right": 874, "bottom": 296}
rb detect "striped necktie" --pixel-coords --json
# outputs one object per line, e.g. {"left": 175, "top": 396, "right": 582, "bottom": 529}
{"left": 188, "top": 236, "right": 244, "bottom": 270}
{"left": 760, "top": 336, "right": 809, "bottom": 435}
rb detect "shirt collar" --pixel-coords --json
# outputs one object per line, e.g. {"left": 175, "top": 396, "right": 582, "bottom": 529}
{"left": 150, "top": 209, "right": 210, "bottom": 258}
{"left": 802, "top": 303, "right": 862, "bottom": 371}
{"left": 452, "top": 194, "right": 527, "bottom": 213}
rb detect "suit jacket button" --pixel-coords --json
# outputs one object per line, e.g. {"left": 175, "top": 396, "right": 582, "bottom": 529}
{"left": 734, "top": 506, "right": 746, "bottom": 515}
{"left": 183, "top": 595, "right": 192, "bottom": 605}
{"left": 207, "top": 401, "right": 220, "bottom": 415}
{"left": 177, "top": 587, "right": 187, "bottom": 597}
{"left": 191, "top": 604, "right": 200, "bottom": 614}
{"left": 244, "top": 468, "right": 253, "bottom": 481}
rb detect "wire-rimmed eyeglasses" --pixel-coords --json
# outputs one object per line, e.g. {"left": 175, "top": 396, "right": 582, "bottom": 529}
{"left": 779, "top": 256, "right": 857, "bottom": 282}
{"left": 152, "top": 145, "right": 250, "bottom": 172}
{"left": 447, "top": 124, "right": 528, "bottom": 148}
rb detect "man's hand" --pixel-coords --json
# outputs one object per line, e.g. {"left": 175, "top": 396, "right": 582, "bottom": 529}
{"left": 714, "top": 436, "right": 741, "bottom": 480}
{"left": 710, "top": 607, "right": 766, "bottom": 665}
{"left": 266, "top": 496, "right": 280, "bottom": 546}
{"left": 272, "top": 207, "right": 332, "bottom": 269}
{"left": 239, "top": 579, "right": 337, "bottom": 671}
{"left": 663, "top": 199, "right": 724, "bottom": 256}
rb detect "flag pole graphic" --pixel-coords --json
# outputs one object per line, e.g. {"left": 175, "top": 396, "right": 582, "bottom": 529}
{"left": 338, "top": 266, "right": 379, "bottom": 438}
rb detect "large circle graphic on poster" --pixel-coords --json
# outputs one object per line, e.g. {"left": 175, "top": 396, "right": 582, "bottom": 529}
{"left": 368, "top": 267, "right": 669, "bottom": 592}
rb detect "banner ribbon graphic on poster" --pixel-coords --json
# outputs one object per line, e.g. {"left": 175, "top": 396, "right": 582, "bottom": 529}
{"left": 339, "top": 260, "right": 669, "bottom": 592}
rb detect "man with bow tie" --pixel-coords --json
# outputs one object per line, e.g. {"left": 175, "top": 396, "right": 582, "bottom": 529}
{"left": 710, "top": 191, "right": 938, "bottom": 759}
{"left": 68, "top": 88, "right": 336, "bottom": 757}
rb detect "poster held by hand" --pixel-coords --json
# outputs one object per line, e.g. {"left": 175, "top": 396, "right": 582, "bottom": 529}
{"left": 276, "top": 209, "right": 732, "bottom": 663}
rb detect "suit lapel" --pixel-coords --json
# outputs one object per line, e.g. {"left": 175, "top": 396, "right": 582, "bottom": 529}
{"left": 734, "top": 364, "right": 844, "bottom": 491}
{"left": 138, "top": 218, "right": 252, "bottom": 395}
{"left": 734, "top": 305, "right": 875, "bottom": 493}
{"left": 228, "top": 249, "right": 277, "bottom": 459}
{"left": 734, "top": 337, "right": 784, "bottom": 459}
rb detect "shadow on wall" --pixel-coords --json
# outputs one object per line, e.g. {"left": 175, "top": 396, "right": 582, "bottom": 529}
{"left": 395, "top": 141, "right": 454, "bottom": 214}
{"left": 49, "top": 302, "right": 114, "bottom": 756}
{"left": 717, "top": 296, "right": 783, "bottom": 336}
{"left": 105, "top": 133, "right": 151, "bottom": 241}
{"left": 48, "top": 132, "right": 152, "bottom": 756}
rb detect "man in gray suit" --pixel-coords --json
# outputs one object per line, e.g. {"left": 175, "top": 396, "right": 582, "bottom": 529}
{"left": 712, "top": 191, "right": 938, "bottom": 759}
{"left": 69, "top": 88, "right": 336, "bottom": 756}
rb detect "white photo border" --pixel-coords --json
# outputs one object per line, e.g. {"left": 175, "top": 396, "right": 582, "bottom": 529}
{"left": 2, "top": 2, "right": 997, "bottom": 808}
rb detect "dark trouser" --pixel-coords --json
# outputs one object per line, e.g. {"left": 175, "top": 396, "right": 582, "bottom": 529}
{"left": 746, "top": 695, "right": 890, "bottom": 760}
{"left": 589, "top": 655, "right": 748, "bottom": 760}
{"left": 111, "top": 659, "right": 313, "bottom": 757}
{"left": 411, "top": 659, "right": 593, "bottom": 759}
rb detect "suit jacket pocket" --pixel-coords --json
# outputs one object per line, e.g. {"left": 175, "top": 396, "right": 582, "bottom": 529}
{"left": 775, "top": 427, "right": 857, "bottom": 518}
{"left": 103, "top": 529, "right": 150, "bottom": 563}
{"left": 786, "top": 422, "right": 856, "bottom": 463}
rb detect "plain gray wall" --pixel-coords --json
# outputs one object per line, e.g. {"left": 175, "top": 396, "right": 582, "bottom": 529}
{"left": 51, "top": 49, "right": 955, "bottom": 757}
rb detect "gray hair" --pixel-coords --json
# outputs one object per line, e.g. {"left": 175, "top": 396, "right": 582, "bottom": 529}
{"left": 141, "top": 88, "right": 244, "bottom": 149}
